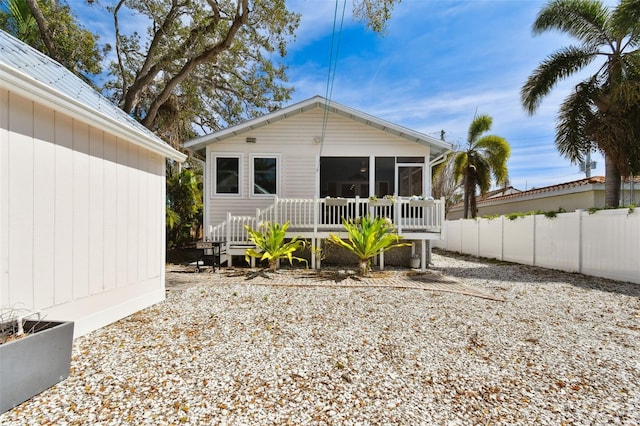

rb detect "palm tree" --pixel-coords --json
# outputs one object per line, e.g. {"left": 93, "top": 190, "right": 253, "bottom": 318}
{"left": 521, "top": 0, "right": 640, "bottom": 207}
{"left": 453, "top": 115, "right": 510, "bottom": 219}
{"left": 0, "top": 0, "right": 38, "bottom": 45}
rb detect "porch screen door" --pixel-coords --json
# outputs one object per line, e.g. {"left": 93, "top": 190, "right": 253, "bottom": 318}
{"left": 396, "top": 165, "right": 423, "bottom": 196}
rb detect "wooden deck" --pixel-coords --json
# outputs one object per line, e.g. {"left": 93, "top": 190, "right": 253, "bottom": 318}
{"left": 206, "top": 196, "right": 445, "bottom": 270}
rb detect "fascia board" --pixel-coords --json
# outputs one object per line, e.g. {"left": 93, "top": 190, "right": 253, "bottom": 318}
{"left": 0, "top": 64, "right": 186, "bottom": 162}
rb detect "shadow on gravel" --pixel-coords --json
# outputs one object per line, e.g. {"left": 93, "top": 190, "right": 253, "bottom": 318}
{"left": 433, "top": 249, "right": 640, "bottom": 298}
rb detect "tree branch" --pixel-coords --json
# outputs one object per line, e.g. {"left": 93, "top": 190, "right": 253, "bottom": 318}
{"left": 25, "top": 0, "right": 59, "bottom": 61}
{"left": 141, "top": 0, "right": 249, "bottom": 128}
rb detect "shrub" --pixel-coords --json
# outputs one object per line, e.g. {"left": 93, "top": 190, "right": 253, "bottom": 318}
{"left": 244, "top": 222, "right": 307, "bottom": 271}
{"left": 328, "top": 216, "right": 410, "bottom": 276}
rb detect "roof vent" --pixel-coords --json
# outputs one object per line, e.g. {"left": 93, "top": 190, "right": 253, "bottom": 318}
{"left": 246, "top": 137, "right": 257, "bottom": 143}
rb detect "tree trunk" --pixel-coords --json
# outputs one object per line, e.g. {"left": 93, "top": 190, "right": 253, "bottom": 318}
{"left": 470, "top": 188, "right": 478, "bottom": 218}
{"left": 358, "top": 259, "right": 369, "bottom": 276}
{"left": 25, "top": 0, "right": 60, "bottom": 62}
{"left": 463, "top": 169, "right": 471, "bottom": 219}
{"left": 604, "top": 155, "right": 621, "bottom": 208}
{"left": 268, "top": 259, "right": 278, "bottom": 271}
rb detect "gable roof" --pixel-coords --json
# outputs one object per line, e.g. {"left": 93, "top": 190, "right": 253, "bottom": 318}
{"left": 0, "top": 30, "right": 185, "bottom": 162}
{"left": 184, "top": 95, "right": 452, "bottom": 159}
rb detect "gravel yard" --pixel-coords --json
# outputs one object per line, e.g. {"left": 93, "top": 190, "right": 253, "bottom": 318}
{"left": 2, "top": 250, "right": 639, "bottom": 425}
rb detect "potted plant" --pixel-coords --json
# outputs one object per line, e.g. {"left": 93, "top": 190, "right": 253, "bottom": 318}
{"left": 409, "top": 195, "right": 435, "bottom": 207}
{"left": 0, "top": 314, "right": 74, "bottom": 414}
{"left": 410, "top": 254, "right": 421, "bottom": 269}
{"left": 368, "top": 195, "right": 395, "bottom": 206}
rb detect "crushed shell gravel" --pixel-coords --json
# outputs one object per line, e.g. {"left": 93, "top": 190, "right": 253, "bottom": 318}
{"left": 1, "top": 250, "right": 639, "bottom": 425}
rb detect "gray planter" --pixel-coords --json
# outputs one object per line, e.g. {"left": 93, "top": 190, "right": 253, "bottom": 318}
{"left": 409, "top": 199, "right": 434, "bottom": 207}
{"left": 368, "top": 199, "right": 394, "bottom": 206}
{"left": 325, "top": 198, "right": 349, "bottom": 206}
{"left": 0, "top": 320, "right": 74, "bottom": 414}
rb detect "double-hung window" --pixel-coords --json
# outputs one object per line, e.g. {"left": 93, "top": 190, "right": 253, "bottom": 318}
{"left": 251, "top": 155, "right": 278, "bottom": 196}
{"left": 214, "top": 155, "right": 241, "bottom": 196}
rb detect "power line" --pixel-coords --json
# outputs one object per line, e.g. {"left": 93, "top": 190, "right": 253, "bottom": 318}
{"left": 318, "top": 0, "right": 347, "bottom": 166}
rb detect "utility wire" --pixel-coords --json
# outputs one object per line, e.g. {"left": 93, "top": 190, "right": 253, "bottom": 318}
{"left": 318, "top": 0, "right": 347, "bottom": 168}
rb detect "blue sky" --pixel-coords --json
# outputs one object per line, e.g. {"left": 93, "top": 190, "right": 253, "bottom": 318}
{"left": 74, "top": 0, "right": 619, "bottom": 190}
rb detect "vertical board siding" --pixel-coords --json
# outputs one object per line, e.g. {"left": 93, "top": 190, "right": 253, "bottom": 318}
{"left": 127, "top": 143, "right": 139, "bottom": 285}
{"left": 54, "top": 112, "right": 74, "bottom": 305}
{"left": 116, "top": 138, "right": 129, "bottom": 288}
{"left": 1, "top": 90, "right": 167, "bottom": 335}
{"left": 72, "top": 120, "right": 91, "bottom": 300}
{"left": 103, "top": 132, "right": 118, "bottom": 291}
{"left": 0, "top": 89, "right": 9, "bottom": 305}
{"left": 7, "top": 93, "right": 35, "bottom": 310}
{"left": 437, "top": 210, "right": 640, "bottom": 284}
{"left": 33, "top": 103, "right": 56, "bottom": 309}
{"left": 89, "top": 127, "right": 105, "bottom": 295}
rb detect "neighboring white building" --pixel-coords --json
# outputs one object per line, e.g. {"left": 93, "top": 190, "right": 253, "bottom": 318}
{"left": 0, "top": 31, "right": 186, "bottom": 337}
{"left": 447, "top": 176, "right": 639, "bottom": 220}
{"left": 184, "top": 96, "right": 452, "bottom": 269}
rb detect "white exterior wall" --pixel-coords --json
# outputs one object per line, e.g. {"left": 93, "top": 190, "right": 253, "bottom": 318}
{"left": 1, "top": 90, "right": 167, "bottom": 337}
{"left": 433, "top": 209, "right": 640, "bottom": 284}
{"left": 205, "top": 108, "right": 431, "bottom": 227}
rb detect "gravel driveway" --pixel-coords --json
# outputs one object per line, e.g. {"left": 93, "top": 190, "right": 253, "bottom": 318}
{"left": 2, "top": 250, "right": 639, "bottom": 425}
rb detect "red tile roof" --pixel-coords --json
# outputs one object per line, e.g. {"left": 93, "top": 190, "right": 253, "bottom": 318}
{"left": 475, "top": 176, "right": 606, "bottom": 204}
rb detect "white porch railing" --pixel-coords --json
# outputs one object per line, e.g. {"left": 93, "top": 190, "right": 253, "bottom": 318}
{"left": 207, "top": 196, "right": 445, "bottom": 246}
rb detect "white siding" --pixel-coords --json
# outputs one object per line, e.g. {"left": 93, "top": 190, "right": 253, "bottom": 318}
{"left": 0, "top": 90, "right": 166, "bottom": 337}
{"left": 205, "top": 108, "right": 431, "bottom": 227}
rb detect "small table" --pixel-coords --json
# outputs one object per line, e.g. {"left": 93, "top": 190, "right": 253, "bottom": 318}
{"left": 195, "top": 241, "right": 222, "bottom": 272}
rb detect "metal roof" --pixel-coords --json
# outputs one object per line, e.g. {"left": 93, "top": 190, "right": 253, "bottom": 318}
{"left": 184, "top": 95, "right": 453, "bottom": 160}
{"left": 0, "top": 30, "right": 185, "bottom": 162}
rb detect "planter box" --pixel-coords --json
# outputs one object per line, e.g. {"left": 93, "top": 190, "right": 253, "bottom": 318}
{"left": 0, "top": 320, "right": 74, "bottom": 414}
{"left": 324, "top": 198, "right": 348, "bottom": 206}
{"left": 409, "top": 199, "right": 434, "bottom": 207}
{"left": 369, "top": 199, "right": 394, "bottom": 206}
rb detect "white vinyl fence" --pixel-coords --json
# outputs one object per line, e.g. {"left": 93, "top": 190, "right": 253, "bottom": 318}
{"left": 433, "top": 209, "right": 640, "bottom": 284}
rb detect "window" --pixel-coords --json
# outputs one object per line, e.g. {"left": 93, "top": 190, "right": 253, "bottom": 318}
{"left": 320, "top": 157, "right": 369, "bottom": 197}
{"left": 214, "top": 156, "right": 240, "bottom": 195}
{"left": 252, "top": 156, "right": 278, "bottom": 195}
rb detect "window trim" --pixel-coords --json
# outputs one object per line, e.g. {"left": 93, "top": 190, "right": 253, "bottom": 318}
{"left": 212, "top": 153, "right": 243, "bottom": 197}
{"left": 250, "top": 154, "right": 280, "bottom": 198}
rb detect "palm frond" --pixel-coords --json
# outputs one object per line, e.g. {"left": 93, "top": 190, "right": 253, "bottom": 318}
{"left": 472, "top": 156, "right": 492, "bottom": 196}
{"left": 612, "top": 0, "right": 640, "bottom": 46}
{"left": 522, "top": 45, "right": 598, "bottom": 114}
{"left": 555, "top": 83, "right": 597, "bottom": 163}
{"left": 467, "top": 114, "right": 492, "bottom": 145}
{"left": 533, "top": 0, "right": 611, "bottom": 48}
{"left": 452, "top": 152, "right": 468, "bottom": 183}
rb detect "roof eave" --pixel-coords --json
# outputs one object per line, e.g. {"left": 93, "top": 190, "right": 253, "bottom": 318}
{"left": 1, "top": 64, "right": 187, "bottom": 162}
{"left": 183, "top": 96, "right": 453, "bottom": 159}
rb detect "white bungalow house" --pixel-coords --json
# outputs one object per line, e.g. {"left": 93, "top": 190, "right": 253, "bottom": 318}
{"left": 184, "top": 96, "right": 452, "bottom": 270}
{"left": 0, "top": 31, "right": 186, "bottom": 338}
